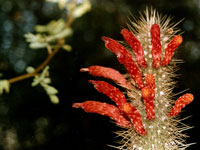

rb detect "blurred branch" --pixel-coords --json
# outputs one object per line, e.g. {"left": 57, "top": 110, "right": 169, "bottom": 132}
{"left": 8, "top": 10, "right": 74, "bottom": 84}
{"left": 8, "top": 40, "right": 63, "bottom": 84}
{"left": 0, "top": 0, "right": 91, "bottom": 98}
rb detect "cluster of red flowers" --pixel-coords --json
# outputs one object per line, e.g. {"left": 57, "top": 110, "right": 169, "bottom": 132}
{"left": 73, "top": 24, "right": 194, "bottom": 136}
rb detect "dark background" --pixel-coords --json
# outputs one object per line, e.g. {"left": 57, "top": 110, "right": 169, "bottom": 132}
{"left": 0, "top": 0, "right": 200, "bottom": 149}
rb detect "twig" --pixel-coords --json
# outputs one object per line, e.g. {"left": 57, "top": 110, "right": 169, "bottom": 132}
{"left": 8, "top": 39, "right": 64, "bottom": 84}
{"left": 7, "top": 9, "right": 74, "bottom": 85}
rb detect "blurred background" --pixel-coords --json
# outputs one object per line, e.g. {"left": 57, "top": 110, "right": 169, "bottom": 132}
{"left": 0, "top": 0, "right": 200, "bottom": 149}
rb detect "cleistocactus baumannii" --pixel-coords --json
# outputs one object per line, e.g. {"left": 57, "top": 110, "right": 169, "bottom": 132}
{"left": 72, "top": 8, "right": 194, "bottom": 150}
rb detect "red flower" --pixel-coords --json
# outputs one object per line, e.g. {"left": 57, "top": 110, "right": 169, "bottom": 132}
{"left": 80, "top": 65, "right": 131, "bottom": 89}
{"left": 168, "top": 93, "right": 194, "bottom": 117}
{"left": 151, "top": 24, "right": 162, "bottom": 68}
{"left": 161, "top": 35, "right": 183, "bottom": 66}
{"left": 121, "top": 29, "right": 147, "bottom": 68}
{"left": 73, "top": 101, "right": 131, "bottom": 128}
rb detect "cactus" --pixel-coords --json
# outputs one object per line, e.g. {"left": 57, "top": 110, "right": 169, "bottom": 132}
{"left": 73, "top": 8, "right": 194, "bottom": 150}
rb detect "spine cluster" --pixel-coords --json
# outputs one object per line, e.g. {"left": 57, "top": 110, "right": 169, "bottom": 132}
{"left": 73, "top": 9, "right": 194, "bottom": 150}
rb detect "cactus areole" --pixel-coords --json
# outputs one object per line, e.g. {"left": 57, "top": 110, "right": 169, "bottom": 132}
{"left": 73, "top": 8, "right": 194, "bottom": 150}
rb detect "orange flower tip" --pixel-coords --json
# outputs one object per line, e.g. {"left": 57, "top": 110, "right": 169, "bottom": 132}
{"left": 145, "top": 74, "right": 155, "bottom": 83}
{"left": 72, "top": 103, "right": 82, "bottom": 108}
{"left": 141, "top": 87, "right": 152, "bottom": 99}
{"left": 168, "top": 93, "right": 194, "bottom": 117}
{"left": 184, "top": 93, "right": 194, "bottom": 103}
{"left": 80, "top": 68, "right": 89, "bottom": 72}
{"left": 122, "top": 103, "right": 133, "bottom": 114}
{"left": 145, "top": 74, "right": 154, "bottom": 80}
{"left": 174, "top": 35, "right": 183, "bottom": 45}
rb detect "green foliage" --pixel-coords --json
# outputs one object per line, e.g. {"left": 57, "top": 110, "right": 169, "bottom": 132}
{"left": 46, "top": 0, "right": 91, "bottom": 16}
{"left": 24, "top": 19, "right": 73, "bottom": 49}
{"left": 0, "top": 0, "right": 92, "bottom": 106}
{"left": 27, "top": 66, "right": 59, "bottom": 104}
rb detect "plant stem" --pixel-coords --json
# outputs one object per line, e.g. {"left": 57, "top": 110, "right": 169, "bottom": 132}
{"left": 8, "top": 11, "right": 74, "bottom": 84}
{"left": 8, "top": 40, "right": 64, "bottom": 84}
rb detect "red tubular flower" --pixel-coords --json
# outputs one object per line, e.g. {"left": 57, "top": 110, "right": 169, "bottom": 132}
{"left": 121, "top": 29, "right": 147, "bottom": 68}
{"left": 89, "top": 80, "right": 147, "bottom": 136}
{"left": 151, "top": 24, "right": 162, "bottom": 68}
{"left": 141, "top": 87, "right": 155, "bottom": 120}
{"left": 161, "top": 35, "right": 183, "bottom": 66}
{"left": 72, "top": 101, "right": 131, "bottom": 128}
{"left": 80, "top": 65, "right": 131, "bottom": 89}
{"left": 122, "top": 103, "right": 147, "bottom": 136}
{"left": 101, "top": 36, "right": 144, "bottom": 89}
{"left": 88, "top": 80, "right": 126, "bottom": 109}
{"left": 141, "top": 74, "right": 155, "bottom": 120}
{"left": 168, "top": 93, "right": 194, "bottom": 117}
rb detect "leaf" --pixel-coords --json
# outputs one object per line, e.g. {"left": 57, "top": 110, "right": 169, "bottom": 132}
{"left": 42, "top": 84, "right": 58, "bottom": 95}
{"left": 62, "top": 44, "right": 72, "bottom": 52}
{"left": 43, "top": 78, "right": 51, "bottom": 84}
{"left": 72, "top": 0, "right": 91, "bottom": 18}
{"left": 26, "top": 66, "right": 35, "bottom": 73}
{"left": 50, "top": 95, "right": 59, "bottom": 104}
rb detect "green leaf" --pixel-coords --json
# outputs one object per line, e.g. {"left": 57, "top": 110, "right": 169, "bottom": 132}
{"left": 49, "top": 95, "right": 59, "bottom": 104}
{"left": 26, "top": 66, "right": 35, "bottom": 73}
{"left": 62, "top": 44, "right": 72, "bottom": 52}
{"left": 43, "top": 84, "right": 58, "bottom": 95}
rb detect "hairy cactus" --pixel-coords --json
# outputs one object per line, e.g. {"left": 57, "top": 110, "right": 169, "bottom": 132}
{"left": 73, "top": 8, "right": 194, "bottom": 150}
